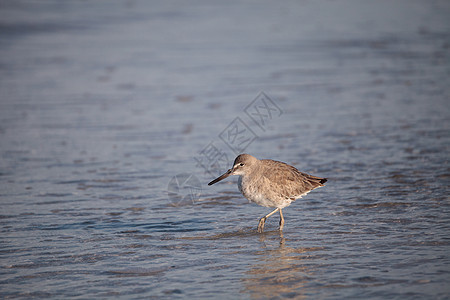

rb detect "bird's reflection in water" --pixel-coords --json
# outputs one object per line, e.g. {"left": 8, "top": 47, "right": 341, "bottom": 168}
{"left": 242, "top": 232, "right": 322, "bottom": 299}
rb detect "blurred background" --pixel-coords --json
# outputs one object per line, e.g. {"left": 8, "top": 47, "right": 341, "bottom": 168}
{"left": 0, "top": 0, "right": 449, "bottom": 298}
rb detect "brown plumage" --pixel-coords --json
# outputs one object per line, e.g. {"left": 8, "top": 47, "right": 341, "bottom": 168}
{"left": 208, "top": 154, "right": 327, "bottom": 233}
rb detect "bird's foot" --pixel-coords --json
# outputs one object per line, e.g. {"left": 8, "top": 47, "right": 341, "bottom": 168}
{"left": 257, "top": 217, "right": 266, "bottom": 233}
{"left": 279, "top": 219, "right": 284, "bottom": 231}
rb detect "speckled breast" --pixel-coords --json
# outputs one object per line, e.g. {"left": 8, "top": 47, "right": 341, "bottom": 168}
{"left": 238, "top": 176, "right": 293, "bottom": 208}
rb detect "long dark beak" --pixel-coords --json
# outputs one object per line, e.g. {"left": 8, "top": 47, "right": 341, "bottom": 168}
{"left": 208, "top": 169, "right": 232, "bottom": 185}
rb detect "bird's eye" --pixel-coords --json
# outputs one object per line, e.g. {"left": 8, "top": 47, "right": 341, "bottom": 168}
{"left": 239, "top": 163, "right": 244, "bottom": 166}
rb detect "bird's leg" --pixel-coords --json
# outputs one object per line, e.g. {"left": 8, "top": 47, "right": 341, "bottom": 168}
{"left": 279, "top": 208, "right": 284, "bottom": 231}
{"left": 257, "top": 208, "right": 280, "bottom": 233}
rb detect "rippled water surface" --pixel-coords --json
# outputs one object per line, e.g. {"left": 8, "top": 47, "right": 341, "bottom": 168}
{"left": 1, "top": 0, "right": 449, "bottom": 298}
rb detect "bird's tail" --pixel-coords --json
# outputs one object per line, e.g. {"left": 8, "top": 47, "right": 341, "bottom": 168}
{"left": 306, "top": 175, "right": 327, "bottom": 188}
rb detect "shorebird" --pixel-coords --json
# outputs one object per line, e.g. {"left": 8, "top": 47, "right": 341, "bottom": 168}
{"left": 208, "top": 154, "right": 327, "bottom": 233}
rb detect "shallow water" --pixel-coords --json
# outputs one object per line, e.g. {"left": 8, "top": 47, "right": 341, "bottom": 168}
{"left": 1, "top": 0, "right": 449, "bottom": 298}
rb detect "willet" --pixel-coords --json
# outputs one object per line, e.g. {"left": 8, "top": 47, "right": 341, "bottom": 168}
{"left": 208, "top": 154, "right": 327, "bottom": 233}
